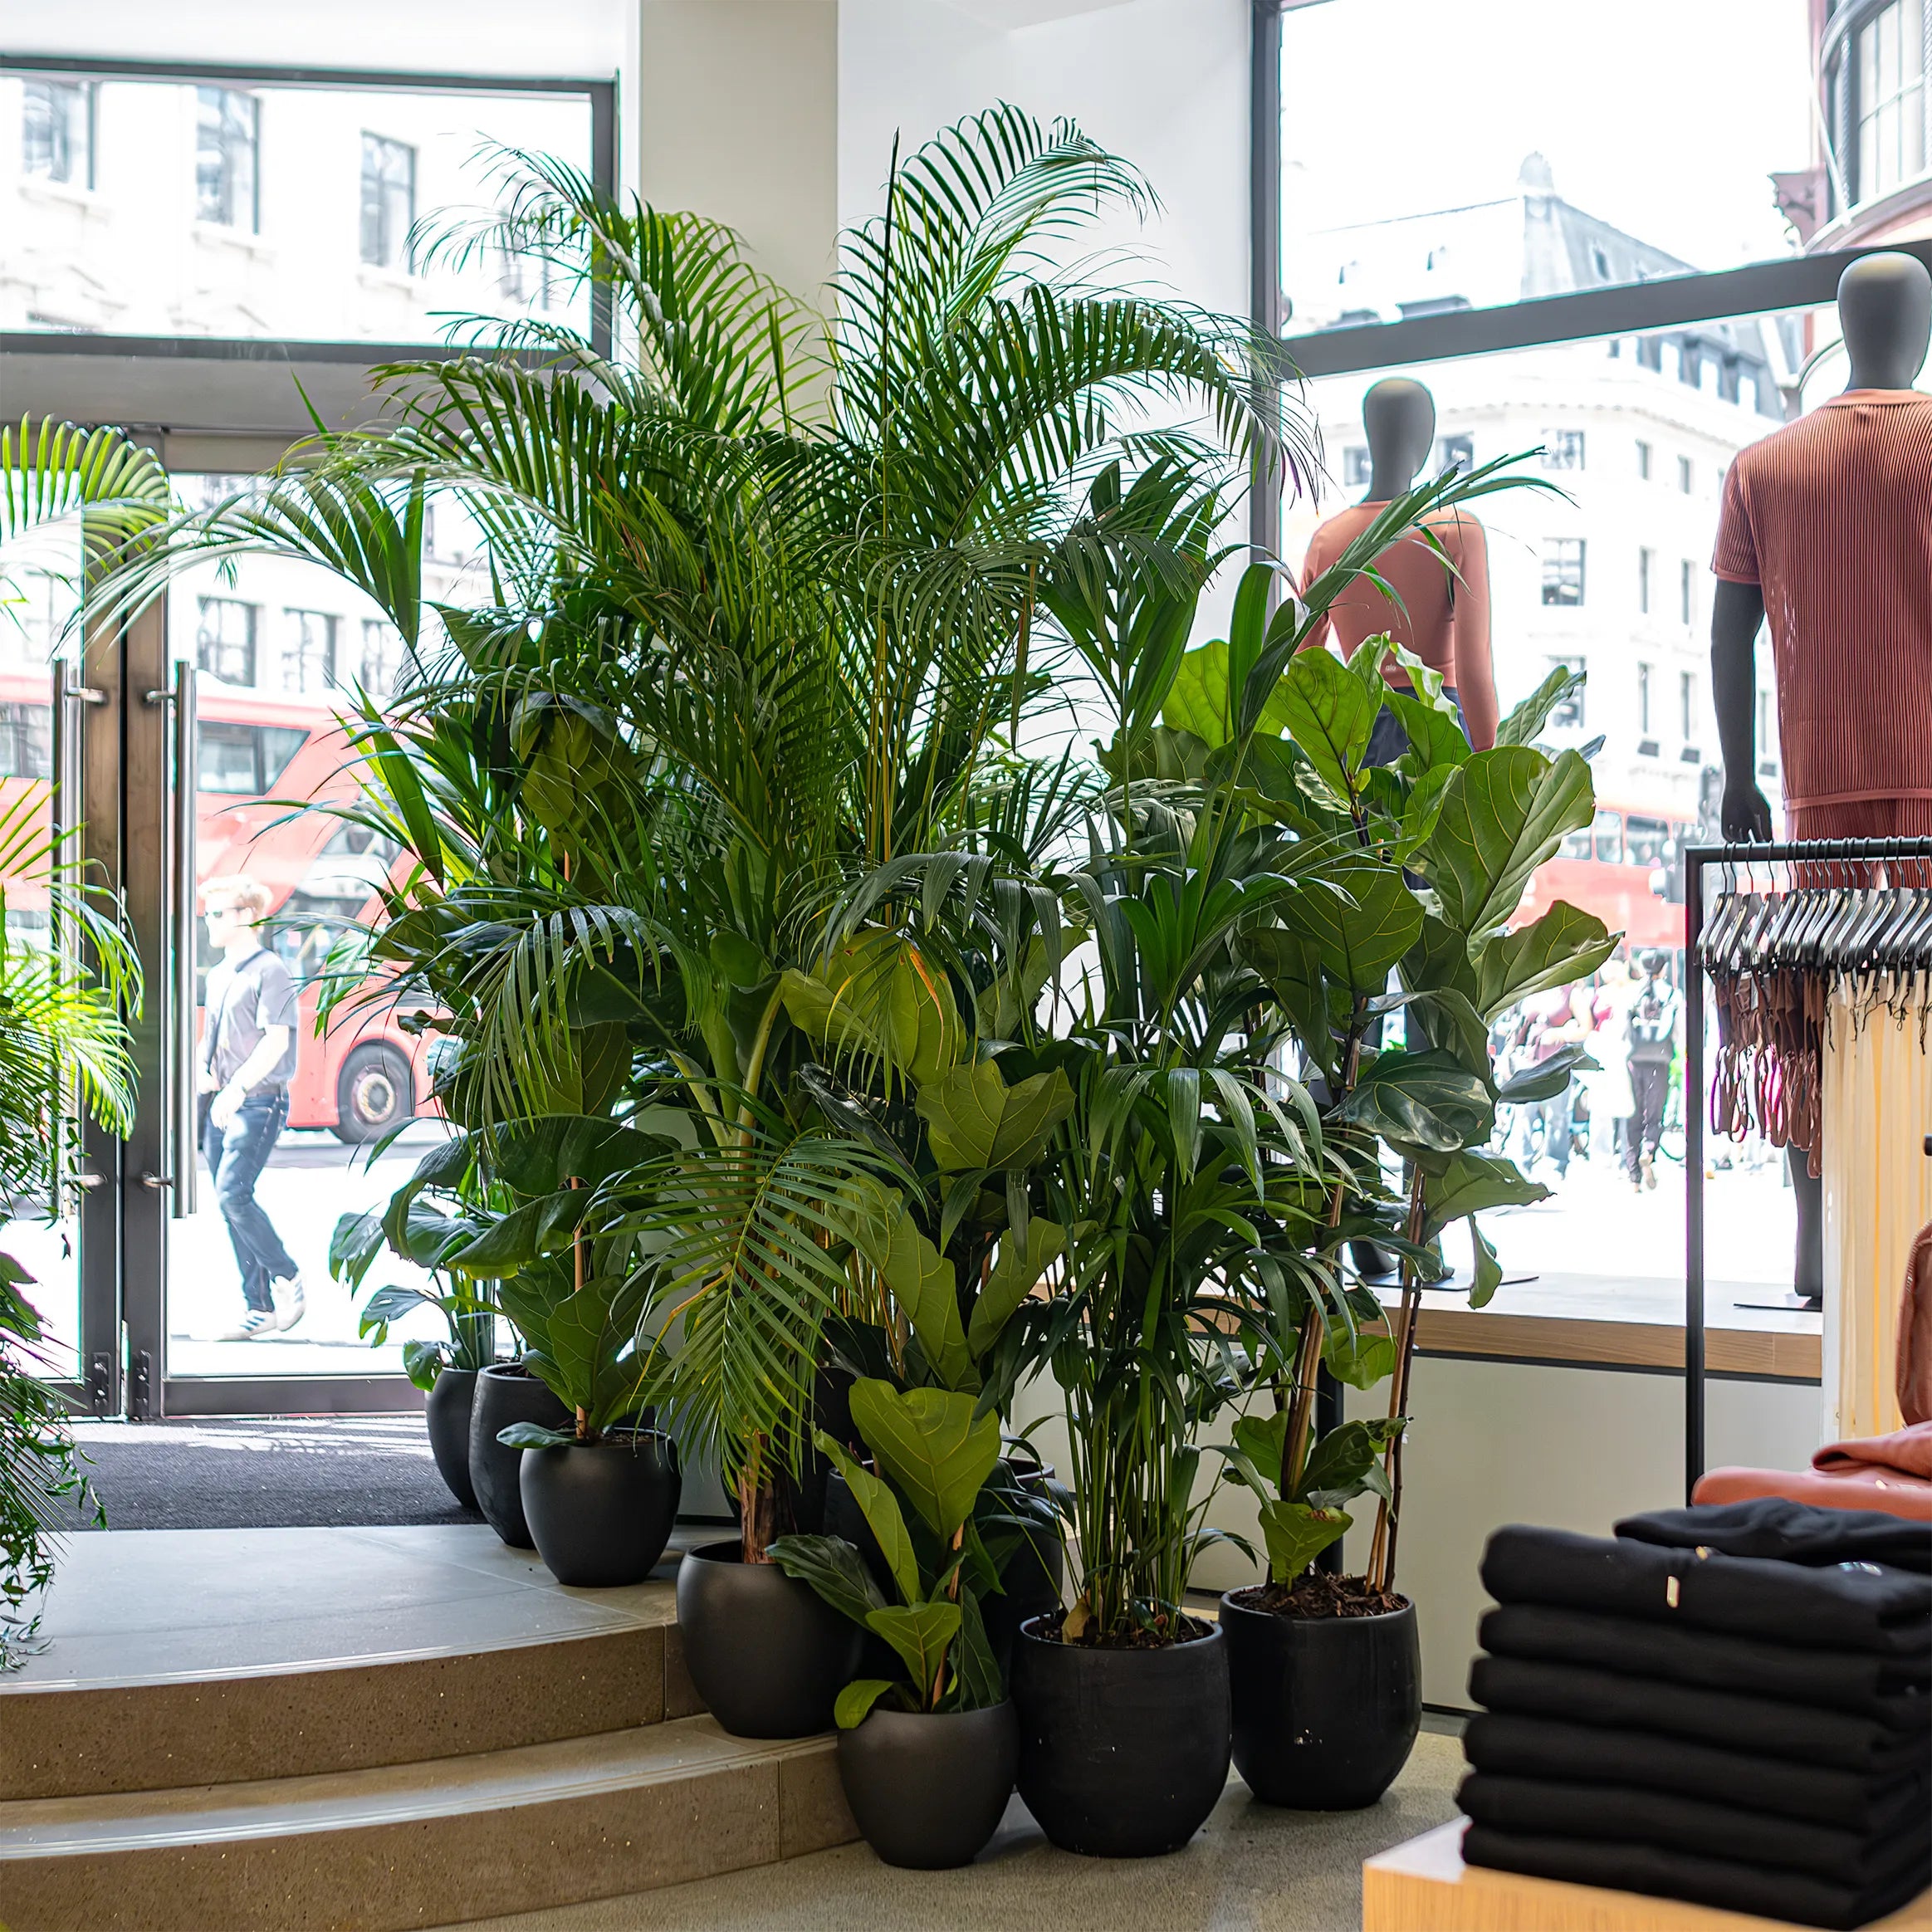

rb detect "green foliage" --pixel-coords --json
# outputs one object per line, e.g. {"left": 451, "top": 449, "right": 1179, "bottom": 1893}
{"left": 1217, "top": 1407, "right": 1403, "bottom": 1586}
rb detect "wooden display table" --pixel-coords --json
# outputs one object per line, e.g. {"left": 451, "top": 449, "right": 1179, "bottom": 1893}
{"left": 1364, "top": 1822, "right": 1932, "bottom": 1931}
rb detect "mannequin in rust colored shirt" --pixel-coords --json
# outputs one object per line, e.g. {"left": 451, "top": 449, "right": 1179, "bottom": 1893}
{"left": 1300, "top": 377, "right": 1499, "bottom": 757}
{"left": 1709, "top": 250, "right": 1932, "bottom": 1303}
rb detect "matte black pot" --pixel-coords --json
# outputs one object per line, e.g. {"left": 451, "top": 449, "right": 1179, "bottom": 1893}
{"left": 1012, "top": 1616, "right": 1230, "bottom": 1857}
{"left": 424, "top": 1367, "right": 479, "bottom": 1511}
{"left": 1220, "top": 1591, "right": 1420, "bottom": 1809}
{"left": 468, "top": 1362, "right": 570, "bottom": 1548}
{"left": 520, "top": 1431, "right": 682, "bottom": 1587}
{"left": 837, "top": 1702, "right": 1019, "bottom": 1869}
{"left": 675, "top": 1539, "right": 865, "bottom": 1738}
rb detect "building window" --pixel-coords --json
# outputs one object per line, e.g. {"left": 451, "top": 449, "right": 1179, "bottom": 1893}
{"left": 1591, "top": 245, "right": 1612, "bottom": 280}
{"left": 360, "top": 619, "right": 404, "bottom": 694}
{"left": 0, "top": 703, "right": 55, "bottom": 781}
{"left": 1341, "top": 444, "right": 1371, "bottom": 489}
{"left": 195, "top": 86, "right": 259, "bottom": 232}
{"left": 1678, "top": 340, "right": 1701, "bottom": 387}
{"left": 196, "top": 597, "right": 257, "bottom": 686}
{"left": 1541, "top": 430, "right": 1585, "bottom": 472}
{"left": 1541, "top": 538, "right": 1585, "bottom": 607}
{"left": 1680, "top": 559, "right": 1696, "bottom": 627}
{"left": 22, "top": 80, "right": 95, "bottom": 188}
{"left": 1636, "top": 336, "right": 1664, "bottom": 372}
{"left": 1680, "top": 670, "right": 1698, "bottom": 742}
{"left": 1547, "top": 657, "right": 1585, "bottom": 730}
{"left": 1856, "top": 0, "right": 1927, "bottom": 206}
{"left": 1636, "top": 439, "right": 1652, "bottom": 480}
{"left": 1678, "top": 454, "right": 1694, "bottom": 494}
{"left": 499, "top": 232, "right": 556, "bottom": 311}
{"left": 1637, "top": 662, "right": 1653, "bottom": 736}
{"left": 359, "top": 134, "right": 416, "bottom": 269}
{"left": 282, "top": 610, "right": 338, "bottom": 692}
{"left": 1639, "top": 547, "right": 1654, "bottom": 614}
{"left": 1437, "top": 433, "right": 1474, "bottom": 476}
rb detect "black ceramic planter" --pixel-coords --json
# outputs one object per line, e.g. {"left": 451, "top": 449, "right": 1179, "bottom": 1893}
{"left": 1012, "top": 1616, "right": 1230, "bottom": 1857}
{"left": 1220, "top": 1591, "right": 1420, "bottom": 1809}
{"left": 424, "top": 1367, "right": 480, "bottom": 1511}
{"left": 520, "top": 1431, "right": 682, "bottom": 1587}
{"left": 468, "top": 1362, "right": 570, "bottom": 1548}
{"left": 675, "top": 1539, "right": 865, "bottom": 1738}
{"left": 838, "top": 1702, "right": 1019, "bottom": 1869}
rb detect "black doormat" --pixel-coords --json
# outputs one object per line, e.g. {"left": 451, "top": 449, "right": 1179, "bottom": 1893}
{"left": 57, "top": 1416, "right": 483, "bottom": 1532}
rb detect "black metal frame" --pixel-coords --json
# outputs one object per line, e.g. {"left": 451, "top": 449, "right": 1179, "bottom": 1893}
{"left": 1680, "top": 836, "right": 1932, "bottom": 1500}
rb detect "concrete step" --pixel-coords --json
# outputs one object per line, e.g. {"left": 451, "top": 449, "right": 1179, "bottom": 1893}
{"left": 0, "top": 1526, "right": 702, "bottom": 1799}
{"left": 0, "top": 1714, "right": 856, "bottom": 1932}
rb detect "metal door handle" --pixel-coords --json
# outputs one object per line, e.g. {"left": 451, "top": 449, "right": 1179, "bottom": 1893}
{"left": 168, "top": 661, "right": 198, "bottom": 1218}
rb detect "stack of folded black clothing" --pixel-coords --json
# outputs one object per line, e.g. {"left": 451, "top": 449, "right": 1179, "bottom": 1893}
{"left": 1460, "top": 1498, "right": 1932, "bottom": 1930}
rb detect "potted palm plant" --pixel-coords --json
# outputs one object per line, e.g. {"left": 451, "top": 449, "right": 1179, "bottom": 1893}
{"left": 771, "top": 1377, "right": 1026, "bottom": 1868}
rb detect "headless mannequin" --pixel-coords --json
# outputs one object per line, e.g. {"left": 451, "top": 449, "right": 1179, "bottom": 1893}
{"left": 1303, "top": 378, "right": 1500, "bottom": 751}
{"left": 1709, "top": 252, "right": 1932, "bottom": 1305}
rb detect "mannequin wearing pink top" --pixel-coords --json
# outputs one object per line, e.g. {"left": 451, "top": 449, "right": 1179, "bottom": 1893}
{"left": 1299, "top": 378, "right": 1499, "bottom": 755}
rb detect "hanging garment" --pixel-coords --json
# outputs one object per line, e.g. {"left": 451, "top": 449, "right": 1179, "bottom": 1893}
{"left": 1478, "top": 1604, "right": 1930, "bottom": 1717}
{"left": 1467, "top": 1656, "right": 1928, "bottom": 1770}
{"left": 1461, "top": 1820, "right": 1931, "bottom": 1930}
{"left": 1459, "top": 1773, "right": 1930, "bottom": 1887}
{"left": 1900, "top": 1223, "right": 1932, "bottom": 1426}
{"left": 1617, "top": 1496, "right": 1932, "bottom": 1572}
{"left": 1463, "top": 1712, "right": 1927, "bottom": 1830}
{"left": 1480, "top": 1524, "right": 1932, "bottom": 1651}
{"left": 1822, "top": 983, "right": 1932, "bottom": 1441}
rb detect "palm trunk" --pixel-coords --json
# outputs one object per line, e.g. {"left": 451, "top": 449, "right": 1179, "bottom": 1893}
{"left": 1365, "top": 1167, "right": 1426, "bottom": 1592}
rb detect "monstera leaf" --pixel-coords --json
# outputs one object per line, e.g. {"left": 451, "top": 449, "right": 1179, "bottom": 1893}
{"left": 915, "top": 1059, "right": 1074, "bottom": 1172}
{"left": 1422, "top": 747, "right": 1593, "bottom": 943}
{"left": 1472, "top": 902, "right": 1617, "bottom": 1020}
{"left": 848, "top": 1378, "right": 1001, "bottom": 1543}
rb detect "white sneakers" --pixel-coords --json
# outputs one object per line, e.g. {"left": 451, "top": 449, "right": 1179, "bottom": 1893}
{"left": 215, "top": 1277, "right": 308, "bottom": 1342}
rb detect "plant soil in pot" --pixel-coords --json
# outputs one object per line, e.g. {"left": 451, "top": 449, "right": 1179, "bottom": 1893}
{"left": 425, "top": 1367, "right": 481, "bottom": 1511}
{"left": 1220, "top": 1574, "right": 1419, "bottom": 1809}
{"left": 469, "top": 1362, "right": 570, "bottom": 1548}
{"left": 520, "top": 1431, "right": 682, "bottom": 1587}
{"left": 837, "top": 1702, "right": 1019, "bottom": 1869}
{"left": 1012, "top": 1612, "right": 1231, "bottom": 1857}
{"left": 675, "top": 1540, "right": 864, "bottom": 1738}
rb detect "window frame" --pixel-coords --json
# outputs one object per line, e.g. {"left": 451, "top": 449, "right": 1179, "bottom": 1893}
{"left": 21, "top": 76, "right": 95, "bottom": 188}
{"left": 358, "top": 130, "right": 417, "bottom": 271}
{"left": 194, "top": 83, "right": 260, "bottom": 232}
{"left": 1540, "top": 536, "right": 1586, "bottom": 607}
{"left": 195, "top": 594, "right": 258, "bottom": 687}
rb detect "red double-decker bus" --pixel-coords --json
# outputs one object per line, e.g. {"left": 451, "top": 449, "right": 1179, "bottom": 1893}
{"left": 0, "top": 671, "right": 436, "bottom": 1141}
{"left": 1514, "top": 801, "right": 1690, "bottom": 951}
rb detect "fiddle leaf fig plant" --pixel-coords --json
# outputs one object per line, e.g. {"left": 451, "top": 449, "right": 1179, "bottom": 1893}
{"left": 770, "top": 1378, "right": 1010, "bottom": 1727}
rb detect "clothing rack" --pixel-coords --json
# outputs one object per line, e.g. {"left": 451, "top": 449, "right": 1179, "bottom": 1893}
{"left": 1682, "top": 836, "right": 1932, "bottom": 1501}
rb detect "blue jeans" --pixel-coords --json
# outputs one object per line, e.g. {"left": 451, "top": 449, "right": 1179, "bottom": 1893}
{"left": 203, "top": 1090, "right": 298, "bottom": 1313}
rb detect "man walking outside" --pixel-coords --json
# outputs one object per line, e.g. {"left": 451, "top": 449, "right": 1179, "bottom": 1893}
{"left": 198, "top": 876, "right": 307, "bottom": 1339}
{"left": 1625, "top": 950, "right": 1680, "bottom": 1193}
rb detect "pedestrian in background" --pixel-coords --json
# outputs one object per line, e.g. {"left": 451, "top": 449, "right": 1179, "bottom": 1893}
{"left": 1625, "top": 949, "right": 1680, "bottom": 1193}
{"left": 1584, "top": 956, "right": 1636, "bottom": 1168}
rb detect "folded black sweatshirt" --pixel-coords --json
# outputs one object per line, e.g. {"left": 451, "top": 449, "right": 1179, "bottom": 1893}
{"left": 1617, "top": 1498, "right": 1932, "bottom": 1575}
{"left": 1479, "top": 1603, "right": 1932, "bottom": 1719}
{"left": 1462, "top": 1821, "right": 1932, "bottom": 1930}
{"left": 1469, "top": 1655, "right": 1932, "bottom": 1772}
{"left": 1463, "top": 1711, "right": 1929, "bottom": 1830}
{"left": 1458, "top": 1772, "right": 1931, "bottom": 1886}
{"left": 1481, "top": 1524, "right": 1932, "bottom": 1653}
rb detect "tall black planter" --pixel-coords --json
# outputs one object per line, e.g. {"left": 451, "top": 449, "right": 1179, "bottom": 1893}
{"left": 521, "top": 1432, "right": 682, "bottom": 1587}
{"left": 424, "top": 1367, "right": 480, "bottom": 1511}
{"left": 837, "top": 1703, "right": 1019, "bottom": 1869}
{"left": 675, "top": 1539, "right": 863, "bottom": 1738}
{"left": 468, "top": 1362, "right": 570, "bottom": 1548}
{"left": 1220, "top": 1592, "right": 1419, "bottom": 1809}
{"left": 1012, "top": 1617, "right": 1230, "bottom": 1857}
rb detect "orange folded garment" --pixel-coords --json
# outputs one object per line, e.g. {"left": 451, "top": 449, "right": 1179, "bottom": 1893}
{"left": 1902, "top": 1222, "right": 1932, "bottom": 1426}
{"left": 1816, "top": 1424, "right": 1932, "bottom": 1484}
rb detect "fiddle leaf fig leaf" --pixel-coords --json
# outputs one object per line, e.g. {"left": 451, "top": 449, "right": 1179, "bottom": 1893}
{"left": 879, "top": 1210, "right": 974, "bottom": 1392}
{"left": 770, "top": 1533, "right": 892, "bottom": 1628}
{"left": 1278, "top": 865, "right": 1424, "bottom": 995}
{"left": 969, "top": 1217, "right": 1066, "bottom": 1361}
{"left": 834, "top": 1679, "right": 899, "bottom": 1729}
{"left": 1496, "top": 663, "right": 1587, "bottom": 747}
{"left": 849, "top": 1377, "right": 1000, "bottom": 1542}
{"left": 916, "top": 1059, "right": 1074, "bottom": 1172}
{"left": 1472, "top": 902, "right": 1617, "bottom": 1021}
{"left": 1258, "top": 1499, "right": 1352, "bottom": 1586}
{"left": 866, "top": 1602, "right": 961, "bottom": 1705}
{"left": 1422, "top": 1150, "right": 1549, "bottom": 1241}
{"left": 1496, "top": 1041, "right": 1598, "bottom": 1103}
{"left": 1340, "top": 1049, "right": 1495, "bottom": 1155}
{"left": 1231, "top": 1409, "right": 1290, "bottom": 1497}
{"left": 1294, "top": 1418, "right": 1401, "bottom": 1509}
{"left": 814, "top": 1434, "right": 920, "bottom": 1605}
{"left": 1323, "top": 1328, "right": 1399, "bottom": 1390}
{"left": 1469, "top": 1215, "right": 1503, "bottom": 1308}
{"left": 1163, "top": 638, "right": 1298, "bottom": 750}
{"left": 1274, "top": 644, "right": 1378, "bottom": 803}
{"left": 1423, "top": 747, "right": 1594, "bottom": 943}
